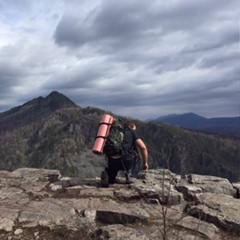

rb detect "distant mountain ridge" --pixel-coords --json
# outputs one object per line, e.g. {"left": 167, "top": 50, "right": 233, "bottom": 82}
{"left": 151, "top": 112, "right": 240, "bottom": 136}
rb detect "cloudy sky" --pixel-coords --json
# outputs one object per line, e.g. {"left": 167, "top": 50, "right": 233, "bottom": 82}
{"left": 0, "top": 0, "right": 239, "bottom": 120}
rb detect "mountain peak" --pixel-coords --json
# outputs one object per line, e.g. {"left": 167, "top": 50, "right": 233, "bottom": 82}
{"left": 0, "top": 91, "right": 79, "bottom": 132}
{"left": 177, "top": 112, "right": 207, "bottom": 121}
{"left": 45, "top": 91, "right": 77, "bottom": 109}
{"left": 154, "top": 112, "right": 206, "bottom": 122}
{"left": 47, "top": 90, "right": 66, "bottom": 99}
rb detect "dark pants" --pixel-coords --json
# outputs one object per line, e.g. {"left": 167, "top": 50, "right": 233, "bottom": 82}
{"left": 105, "top": 156, "right": 134, "bottom": 184}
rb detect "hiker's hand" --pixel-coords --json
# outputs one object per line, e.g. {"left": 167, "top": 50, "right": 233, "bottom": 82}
{"left": 142, "top": 163, "right": 148, "bottom": 171}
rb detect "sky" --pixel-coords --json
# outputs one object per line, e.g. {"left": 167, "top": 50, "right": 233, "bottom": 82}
{"left": 0, "top": 0, "right": 239, "bottom": 120}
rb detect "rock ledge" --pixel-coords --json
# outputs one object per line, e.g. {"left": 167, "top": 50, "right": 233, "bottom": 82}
{"left": 0, "top": 168, "right": 239, "bottom": 240}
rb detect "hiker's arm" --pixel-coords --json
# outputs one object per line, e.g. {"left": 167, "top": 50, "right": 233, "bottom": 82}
{"left": 135, "top": 139, "right": 148, "bottom": 171}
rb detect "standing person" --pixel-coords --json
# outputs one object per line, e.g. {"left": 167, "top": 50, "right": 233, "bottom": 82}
{"left": 101, "top": 121, "right": 148, "bottom": 187}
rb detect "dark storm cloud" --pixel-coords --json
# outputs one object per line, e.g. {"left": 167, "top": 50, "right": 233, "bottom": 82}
{"left": 54, "top": 1, "right": 147, "bottom": 48}
{"left": 198, "top": 51, "right": 239, "bottom": 69}
{"left": 54, "top": 0, "right": 237, "bottom": 47}
{"left": 0, "top": 61, "right": 29, "bottom": 112}
{"left": 54, "top": 0, "right": 239, "bottom": 78}
{"left": 43, "top": 67, "right": 102, "bottom": 90}
{"left": 0, "top": 62, "right": 26, "bottom": 94}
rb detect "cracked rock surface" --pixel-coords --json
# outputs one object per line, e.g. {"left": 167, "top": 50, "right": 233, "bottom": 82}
{"left": 0, "top": 168, "right": 239, "bottom": 239}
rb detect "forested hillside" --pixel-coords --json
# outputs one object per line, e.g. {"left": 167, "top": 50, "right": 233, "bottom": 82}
{"left": 0, "top": 91, "right": 239, "bottom": 182}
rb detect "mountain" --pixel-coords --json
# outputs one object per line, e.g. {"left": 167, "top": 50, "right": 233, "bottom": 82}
{"left": 0, "top": 91, "right": 78, "bottom": 133}
{"left": 151, "top": 112, "right": 240, "bottom": 136}
{"left": 0, "top": 91, "right": 239, "bottom": 182}
{"left": 154, "top": 113, "right": 206, "bottom": 127}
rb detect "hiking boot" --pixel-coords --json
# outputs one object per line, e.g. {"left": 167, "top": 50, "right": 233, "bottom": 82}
{"left": 125, "top": 173, "right": 134, "bottom": 184}
{"left": 100, "top": 171, "right": 109, "bottom": 188}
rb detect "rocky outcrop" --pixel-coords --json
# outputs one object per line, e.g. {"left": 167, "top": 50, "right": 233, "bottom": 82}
{"left": 0, "top": 168, "right": 239, "bottom": 240}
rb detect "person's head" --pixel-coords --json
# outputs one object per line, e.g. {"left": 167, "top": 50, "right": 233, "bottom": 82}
{"left": 124, "top": 121, "right": 136, "bottom": 130}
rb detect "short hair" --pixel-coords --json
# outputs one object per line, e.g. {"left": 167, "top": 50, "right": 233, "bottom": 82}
{"left": 124, "top": 121, "right": 136, "bottom": 130}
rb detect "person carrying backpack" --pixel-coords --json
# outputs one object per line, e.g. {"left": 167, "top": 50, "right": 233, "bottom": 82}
{"left": 100, "top": 121, "right": 148, "bottom": 187}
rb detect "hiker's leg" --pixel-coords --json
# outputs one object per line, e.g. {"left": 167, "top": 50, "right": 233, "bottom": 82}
{"left": 107, "top": 169, "right": 118, "bottom": 184}
{"left": 122, "top": 158, "right": 134, "bottom": 173}
{"left": 106, "top": 157, "right": 121, "bottom": 184}
{"left": 122, "top": 158, "right": 135, "bottom": 183}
